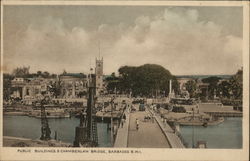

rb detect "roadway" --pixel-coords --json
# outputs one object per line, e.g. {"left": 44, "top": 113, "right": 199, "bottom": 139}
{"left": 127, "top": 105, "right": 170, "bottom": 148}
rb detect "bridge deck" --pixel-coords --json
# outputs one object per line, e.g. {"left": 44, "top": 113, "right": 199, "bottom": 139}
{"left": 127, "top": 105, "right": 170, "bottom": 148}
{"left": 114, "top": 104, "right": 185, "bottom": 148}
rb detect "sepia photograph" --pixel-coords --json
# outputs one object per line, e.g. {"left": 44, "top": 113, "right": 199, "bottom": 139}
{"left": 0, "top": 1, "right": 249, "bottom": 161}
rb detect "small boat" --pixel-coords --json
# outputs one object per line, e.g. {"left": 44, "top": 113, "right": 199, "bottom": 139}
{"left": 196, "top": 140, "right": 207, "bottom": 148}
{"left": 202, "top": 122, "right": 208, "bottom": 127}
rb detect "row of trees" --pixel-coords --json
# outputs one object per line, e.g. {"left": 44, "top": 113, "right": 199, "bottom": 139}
{"left": 184, "top": 68, "right": 243, "bottom": 100}
{"left": 12, "top": 66, "right": 58, "bottom": 78}
{"left": 106, "top": 64, "right": 179, "bottom": 97}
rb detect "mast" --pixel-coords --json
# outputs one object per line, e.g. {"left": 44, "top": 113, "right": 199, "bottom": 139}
{"left": 40, "top": 96, "right": 51, "bottom": 141}
{"left": 192, "top": 107, "right": 195, "bottom": 148}
{"left": 73, "top": 68, "right": 98, "bottom": 147}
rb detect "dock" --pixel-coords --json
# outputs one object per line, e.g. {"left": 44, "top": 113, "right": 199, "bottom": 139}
{"left": 184, "top": 103, "right": 243, "bottom": 117}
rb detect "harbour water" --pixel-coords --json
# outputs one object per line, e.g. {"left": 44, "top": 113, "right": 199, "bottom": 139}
{"left": 3, "top": 116, "right": 112, "bottom": 147}
{"left": 179, "top": 117, "right": 242, "bottom": 149}
{"left": 3, "top": 116, "right": 242, "bottom": 148}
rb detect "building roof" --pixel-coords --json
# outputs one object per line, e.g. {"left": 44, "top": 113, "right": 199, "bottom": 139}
{"left": 60, "top": 73, "right": 86, "bottom": 78}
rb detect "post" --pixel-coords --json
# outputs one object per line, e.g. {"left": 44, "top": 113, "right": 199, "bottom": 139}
{"left": 192, "top": 108, "right": 195, "bottom": 148}
{"left": 22, "top": 86, "right": 27, "bottom": 99}
{"left": 72, "top": 81, "right": 76, "bottom": 98}
{"left": 169, "top": 79, "right": 172, "bottom": 95}
{"left": 110, "top": 100, "right": 114, "bottom": 146}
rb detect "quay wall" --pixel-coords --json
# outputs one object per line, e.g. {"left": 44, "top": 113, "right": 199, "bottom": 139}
{"left": 204, "top": 112, "right": 243, "bottom": 117}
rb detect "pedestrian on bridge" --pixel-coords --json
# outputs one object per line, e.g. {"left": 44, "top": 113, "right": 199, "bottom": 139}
{"left": 121, "top": 118, "right": 125, "bottom": 128}
{"left": 123, "top": 114, "right": 126, "bottom": 121}
{"left": 136, "top": 118, "right": 139, "bottom": 131}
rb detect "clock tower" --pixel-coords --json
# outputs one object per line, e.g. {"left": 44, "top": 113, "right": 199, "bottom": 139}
{"left": 95, "top": 57, "right": 103, "bottom": 95}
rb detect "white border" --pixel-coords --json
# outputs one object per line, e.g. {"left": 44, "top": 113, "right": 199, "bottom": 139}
{"left": 0, "top": 1, "right": 249, "bottom": 161}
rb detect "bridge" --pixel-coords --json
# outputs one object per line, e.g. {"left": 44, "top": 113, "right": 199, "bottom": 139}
{"left": 114, "top": 104, "right": 185, "bottom": 148}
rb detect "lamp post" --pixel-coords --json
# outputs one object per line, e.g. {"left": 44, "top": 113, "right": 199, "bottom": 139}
{"left": 110, "top": 96, "right": 115, "bottom": 146}
{"left": 40, "top": 96, "right": 51, "bottom": 141}
{"left": 192, "top": 107, "right": 195, "bottom": 148}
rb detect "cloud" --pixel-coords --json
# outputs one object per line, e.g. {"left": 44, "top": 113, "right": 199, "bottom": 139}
{"left": 4, "top": 8, "right": 242, "bottom": 75}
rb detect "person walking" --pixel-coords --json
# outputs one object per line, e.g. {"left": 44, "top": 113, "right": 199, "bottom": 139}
{"left": 136, "top": 118, "right": 139, "bottom": 131}
{"left": 121, "top": 118, "right": 124, "bottom": 128}
{"left": 152, "top": 113, "right": 155, "bottom": 123}
{"left": 123, "top": 114, "right": 126, "bottom": 121}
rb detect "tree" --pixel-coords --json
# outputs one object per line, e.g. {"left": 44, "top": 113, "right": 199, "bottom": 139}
{"left": 217, "top": 80, "right": 231, "bottom": 98}
{"left": 111, "top": 72, "right": 116, "bottom": 77}
{"left": 12, "top": 66, "right": 30, "bottom": 77}
{"left": 185, "top": 80, "right": 197, "bottom": 98}
{"left": 42, "top": 71, "right": 50, "bottom": 78}
{"left": 106, "top": 73, "right": 120, "bottom": 94}
{"left": 229, "top": 68, "right": 243, "bottom": 99}
{"left": 48, "top": 80, "right": 62, "bottom": 98}
{"left": 202, "top": 76, "right": 221, "bottom": 99}
{"left": 51, "top": 74, "right": 57, "bottom": 78}
{"left": 63, "top": 70, "right": 67, "bottom": 75}
{"left": 3, "top": 74, "right": 14, "bottom": 101}
{"left": 117, "top": 64, "right": 178, "bottom": 97}
{"left": 37, "top": 71, "right": 42, "bottom": 77}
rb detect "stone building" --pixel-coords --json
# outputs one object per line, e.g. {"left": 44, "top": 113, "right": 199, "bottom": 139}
{"left": 59, "top": 73, "right": 88, "bottom": 99}
{"left": 10, "top": 74, "right": 88, "bottom": 104}
{"left": 11, "top": 77, "right": 53, "bottom": 104}
{"left": 177, "top": 77, "right": 193, "bottom": 91}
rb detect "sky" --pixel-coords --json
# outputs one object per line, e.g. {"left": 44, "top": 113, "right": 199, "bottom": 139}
{"left": 3, "top": 5, "right": 243, "bottom": 75}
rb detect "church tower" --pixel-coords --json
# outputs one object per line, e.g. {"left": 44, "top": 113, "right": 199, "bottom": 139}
{"left": 95, "top": 57, "right": 103, "bottom": 95}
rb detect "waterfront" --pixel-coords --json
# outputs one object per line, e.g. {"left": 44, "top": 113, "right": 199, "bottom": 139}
{"left": 3, "top": 116, "right": 112, "bottom": 147}
{"left": 180, "top": 117, "right": 242, "bottom": 149}
{"left": 3, "top": 115, "right": 242, "bottom": 148}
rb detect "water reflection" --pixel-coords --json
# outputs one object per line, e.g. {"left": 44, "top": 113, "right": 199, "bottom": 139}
{"left": 179, "top": 117, "right": 242, "bottom": 149}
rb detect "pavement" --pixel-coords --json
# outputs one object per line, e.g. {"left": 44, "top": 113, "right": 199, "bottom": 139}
{"left": 127, "top": 105, "right": 170, "bottom": 148}
{"left": 113, "top": 109, "right": 130, "bottom": 147}
{"left": 149, "top": 109, "right": 186, "bottom": 148}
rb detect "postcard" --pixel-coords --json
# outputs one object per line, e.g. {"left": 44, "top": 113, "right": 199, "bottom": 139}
{"left": 0, "top": 0, "right": 249, "bottom": 161}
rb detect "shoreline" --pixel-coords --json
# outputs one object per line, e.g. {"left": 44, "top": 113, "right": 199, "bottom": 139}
{"left": 3, "top": 136, "right": 72, "bottom": 147}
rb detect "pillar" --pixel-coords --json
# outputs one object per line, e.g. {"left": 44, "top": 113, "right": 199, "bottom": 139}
{"left": 72, "top": 82, "right": 76, "bottom": 98}
{"left": 169, "top": 79, "right": 172, "bottom": 95}
{"left": 22, "top": 86, "right": 27, "bottom": 99}
{"left": 16, "top": 90, "right": 20, "bottom": 98}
